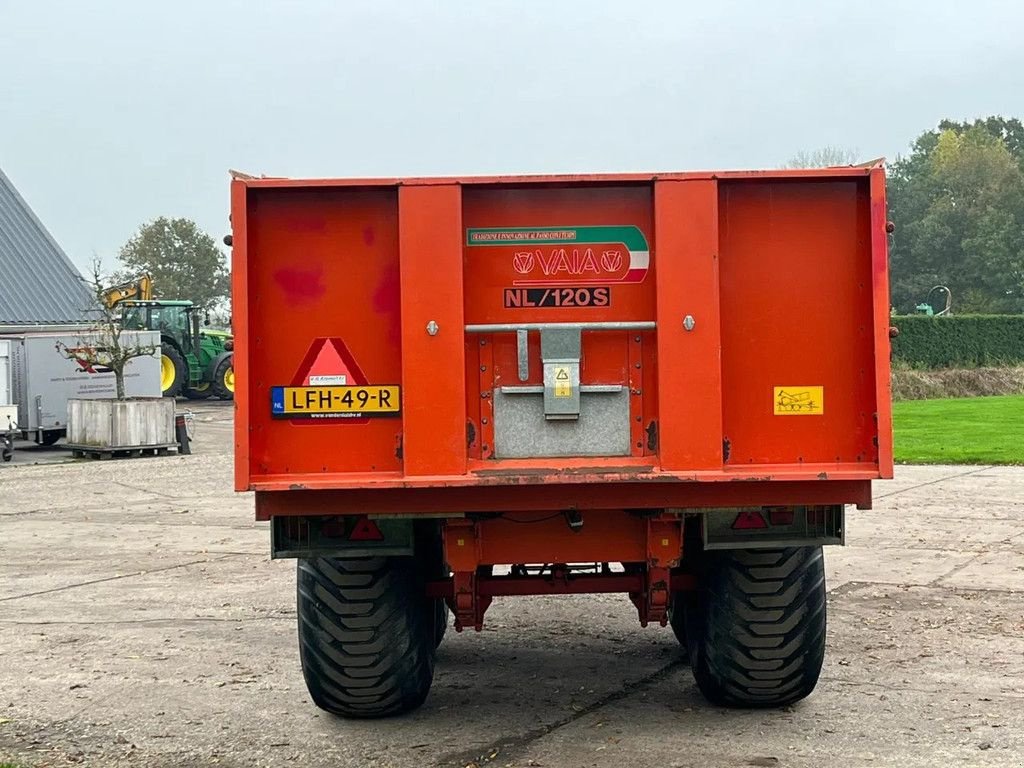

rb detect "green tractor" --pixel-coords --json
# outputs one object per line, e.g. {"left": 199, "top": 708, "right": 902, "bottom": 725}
{"left": 120, "top": 300, "right": 235, "bottom": 400}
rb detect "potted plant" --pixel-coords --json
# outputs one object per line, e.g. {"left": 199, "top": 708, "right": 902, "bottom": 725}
{"left": 59, "top": 261, "right": 176, "bottom": 457}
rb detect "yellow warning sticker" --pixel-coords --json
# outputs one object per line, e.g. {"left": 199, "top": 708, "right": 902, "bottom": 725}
{"left": 553, "top": 366, "right": 572, "bottom": 398}
{"left": 774, "top": 386, "right": 824, "bottom": 416}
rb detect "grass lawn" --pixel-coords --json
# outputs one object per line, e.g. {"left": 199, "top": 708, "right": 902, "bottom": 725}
{"left": 893, "top": 395, "right": 1024, "bottom": 464}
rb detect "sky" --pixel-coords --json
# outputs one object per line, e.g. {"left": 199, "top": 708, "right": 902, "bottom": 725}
{"left": 1, "top": 0, "right": 1022, "bottom": 274}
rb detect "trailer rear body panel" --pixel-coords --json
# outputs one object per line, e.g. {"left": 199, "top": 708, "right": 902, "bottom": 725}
{"left": 233, "top": 168, "right": 892, "bottom": 507}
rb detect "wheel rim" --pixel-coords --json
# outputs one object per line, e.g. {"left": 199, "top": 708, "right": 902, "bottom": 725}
{"left": 160, "top": 355, "right": 176, "bottom": 392}
{"left": 224, "top": 367, "right": 235, "bottom": 393}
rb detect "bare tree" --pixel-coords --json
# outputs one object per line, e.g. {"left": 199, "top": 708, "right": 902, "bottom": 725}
{"left": 785, "top": 146, "right": 860, "bottom": 168}
{"left": 55, "top": 260, "right": 157, "bottom": 400}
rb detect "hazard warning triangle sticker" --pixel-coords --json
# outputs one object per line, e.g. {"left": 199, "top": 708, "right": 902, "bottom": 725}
{"left": 291, "top": 337, "right": 367, "bottom": 388}
{"left": 270, "top": 337, "right": 400, "bottom": 424}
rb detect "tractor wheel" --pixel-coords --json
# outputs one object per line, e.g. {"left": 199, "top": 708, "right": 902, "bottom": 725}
{"left": 211, "top": 358, "right": 234, "bottom": 401}
{"left": 297, "top": 556, "right": 434, "bottom": 718}
{"left": 686, "top": 547, "right": 826, "bottom": 708}
{"left": 184, "top": 382, "right": 211, "bottom": 400}
{"left": 160, "top": 344, "right": 187, "bottom": 397}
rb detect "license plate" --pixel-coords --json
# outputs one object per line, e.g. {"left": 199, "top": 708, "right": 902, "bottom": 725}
{"left": 271, "top": 385, "right": 400, "bottom": 418}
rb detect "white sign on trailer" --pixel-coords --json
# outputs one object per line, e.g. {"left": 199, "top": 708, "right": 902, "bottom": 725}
{"left": 0, "top": 330, "right": 161, "bottom": 438}
{"left": 0, "top": 339, "right": 16, "bottom": 435}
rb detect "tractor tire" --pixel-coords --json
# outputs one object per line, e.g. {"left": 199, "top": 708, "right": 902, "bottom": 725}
{"left": 211, "top": 357, "right": 234, "bottom": 401}
{"left": 160, "top": 344, "right": 187, "bottom": 398}
{"left": 297, "top": 556, "right": 434, "bottom": 718}
{"left": 184, "top": 382, "right": 211, "bottom": 400}
{"left": 685, "top": 547, "right": 826, "bottom": 708}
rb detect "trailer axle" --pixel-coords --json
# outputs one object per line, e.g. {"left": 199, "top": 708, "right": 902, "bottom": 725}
{"left": 426, "top": 567, "right": 695, "bottom": 631}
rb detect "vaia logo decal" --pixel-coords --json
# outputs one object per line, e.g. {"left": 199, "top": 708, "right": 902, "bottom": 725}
{"left": 467, "top": 226, "right": 650, "bottom": 286}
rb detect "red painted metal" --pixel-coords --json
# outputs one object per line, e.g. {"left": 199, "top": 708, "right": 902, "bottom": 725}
{"left": 426, "top": 572, "right": 695, "bottom": 598}
{"left": 718, "top": 180, "right": 878, "bottom": 466}
{"left": 229, "top": 184, "right": 250, "bottom": 490}
{"left": 236, "top": 167, "right": 880, "bottom": 191}
{"left": 254, "top": 478, "right": 873, "bottom": 519}
{"left": 433, "top": 511, "right": 686, "bottom": 629}
{"left": 232, "top": 185, "right": 403, "bottom": 482}
{"left": 430, "top": 568, "right": 696, "bottom": 632}
{"left": 870, "top": 168, "right": 895, "bottom": 477}
{"left": 233, "top": 166, "right": 891, "bottom": 536}
{"left": 398, "top": 184, "right": 467, "bottom": 476}
{"left": 654, "top": 180, "right": 723, "bottom": 470}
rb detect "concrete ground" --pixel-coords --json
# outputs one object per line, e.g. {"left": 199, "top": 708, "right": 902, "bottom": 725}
{"left": 1, "top": 402, "right": 1022, "bottom": 768}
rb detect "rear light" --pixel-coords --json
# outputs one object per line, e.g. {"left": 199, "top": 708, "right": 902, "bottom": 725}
{"left": 769, "top": 508, "right": 795, "bottom": 526}
{"left": 732, "top": 510, "right": 767, "bottom": 530}
{"left": 321, "top": 516, "right": 384, "bottom": 541}
{"left": 349, "top": 517, "right": 384, "bottom": 541}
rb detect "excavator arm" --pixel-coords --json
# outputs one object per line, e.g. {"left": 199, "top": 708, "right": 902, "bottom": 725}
{"left": 103, "top": 274, "right": 154, "bottom": 308}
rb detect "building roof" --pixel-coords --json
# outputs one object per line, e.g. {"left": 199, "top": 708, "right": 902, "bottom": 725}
{"left": 0, "top": 166, "right": 95, "bottom": 324}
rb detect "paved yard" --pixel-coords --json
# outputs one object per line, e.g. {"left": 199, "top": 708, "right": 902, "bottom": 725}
{"left": 1, "top": 402, "right": 1022, "bottom": 767}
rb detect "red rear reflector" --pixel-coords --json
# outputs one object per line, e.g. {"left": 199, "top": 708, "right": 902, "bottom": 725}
{"left": 732, "top": 511, "right": 767, "bottom": 530}
{"left": 769, "top": 508, "right": 795, "bottom": 526}
{"left": 349, "top": 517, "right": 384, "bottom": 541}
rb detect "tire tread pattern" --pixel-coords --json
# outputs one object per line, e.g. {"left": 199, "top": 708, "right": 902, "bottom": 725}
{"left": 687, "top": 547, "right": 826, "bottom": 708}
{"left": 297, "top": 556, "right": 434, "bottom": 718}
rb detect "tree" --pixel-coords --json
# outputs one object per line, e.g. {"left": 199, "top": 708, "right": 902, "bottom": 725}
{"left": 785, "top": 146, "right": 860, "bottom": 168}
{"left": 56, "top": 261, "right": 157, "bottom": 400}
{"left": 118, "top": 218, "right": 229, "bottom": 310}
{"left": 936, "top": 116, "right": 1024, "bottom": 167}
{"left": 888, "top": 118, "right": 1024, "bottom": 313}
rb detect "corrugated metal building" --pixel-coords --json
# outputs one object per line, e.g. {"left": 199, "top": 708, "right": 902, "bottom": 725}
{"left": 0, "top": 166, "right": 94, "bottom": 326}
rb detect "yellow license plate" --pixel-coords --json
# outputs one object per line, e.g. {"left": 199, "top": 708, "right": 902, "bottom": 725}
{"left": 271, "top": 385, "right": 400, "bottom": 418}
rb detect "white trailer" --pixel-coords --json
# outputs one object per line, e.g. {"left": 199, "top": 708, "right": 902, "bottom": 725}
{"left": 1, "top": 339, "right": 16, "bottom": 460}
{"left": 1, "top": 330, "right": 161, "bottom": 445}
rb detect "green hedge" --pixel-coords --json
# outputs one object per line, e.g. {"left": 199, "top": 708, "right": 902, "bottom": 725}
{"left": 891, "top": 315, "right": 1024, "bottom": 368}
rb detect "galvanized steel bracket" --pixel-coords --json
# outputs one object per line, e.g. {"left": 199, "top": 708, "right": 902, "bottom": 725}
{"left": 540, "top": 328, "right": 581, "bottom": 420}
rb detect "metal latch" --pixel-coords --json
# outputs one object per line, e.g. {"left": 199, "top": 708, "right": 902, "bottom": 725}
{"left": 540, "top": 328, "right": 580, "bottom": 420}
{"left": 464, "top": 320, "right": 657, "bottom": 423}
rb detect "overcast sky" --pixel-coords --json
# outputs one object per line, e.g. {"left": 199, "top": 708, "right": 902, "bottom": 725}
{"left": 2, "top": 0, "right": 1022, "bottom": 273}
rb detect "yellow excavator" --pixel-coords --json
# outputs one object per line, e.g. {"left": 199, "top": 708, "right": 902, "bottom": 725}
{"left": 102, "top": 274, "right": 156, "bottom": 307}
{"left": 102, "top": 275, "right": 234, "bottom": 400}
